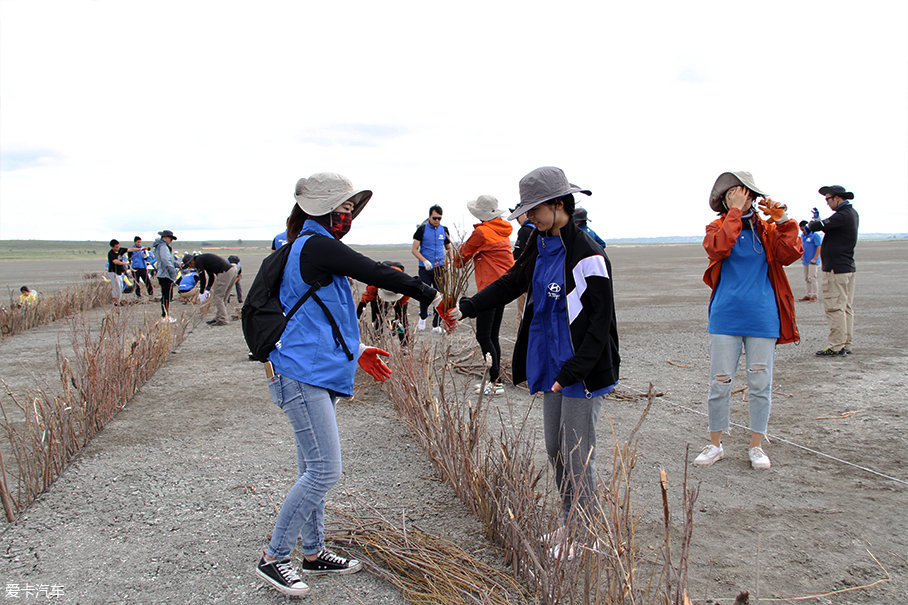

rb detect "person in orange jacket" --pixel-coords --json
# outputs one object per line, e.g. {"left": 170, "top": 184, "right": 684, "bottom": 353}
{"left": 695, "top": 171, "right": 801, "bottom": 471}
{"left": 455, "top": 195, "right": 514, "bottom": 394}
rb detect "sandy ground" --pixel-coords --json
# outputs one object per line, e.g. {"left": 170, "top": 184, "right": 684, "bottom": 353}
{"left": 0, "top": 240, "right": 905, "bottom": 603}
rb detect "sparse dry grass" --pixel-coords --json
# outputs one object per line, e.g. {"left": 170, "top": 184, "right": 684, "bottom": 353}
{"left": 0, "top": 306, "right": 191, "bottom": 522}
{"left": 1, "top": 278, "right": 110, "bottom": 340}
{"left": 362, "top": 320, "right": 697, "bottom": 604}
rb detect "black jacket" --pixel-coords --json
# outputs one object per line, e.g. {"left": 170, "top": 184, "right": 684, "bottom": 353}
{"left": 460, "top": 220, "right": 620, "bottom": 394}
{"left": 808, "top": 203, "right": 858, "bottom": 273}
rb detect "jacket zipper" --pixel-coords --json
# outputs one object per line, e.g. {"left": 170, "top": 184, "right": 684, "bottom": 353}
{"left": 555, "top": 231, "right": 592, "bottom": 399}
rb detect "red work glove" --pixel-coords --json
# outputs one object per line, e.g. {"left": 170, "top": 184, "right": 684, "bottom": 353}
{"left": 757, "top": 198, "right": 787, "bottom": 222}
{"left": 436, "top": 301, "right": 460, "bottom": 332}
{"left": 358, "top": 347, "right": 392, "bottom": 381}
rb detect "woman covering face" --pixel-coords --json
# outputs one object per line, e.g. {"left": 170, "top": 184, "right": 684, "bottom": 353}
{"left": 696, "top": 171, "right": 802, "bottom": 471}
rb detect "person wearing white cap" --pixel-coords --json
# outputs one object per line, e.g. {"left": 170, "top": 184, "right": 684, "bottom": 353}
{"left": 445, "top": 166, "right": 619, "bottom": 559}
{"left": 454, "top": 195, "right": 514, "bottom": 395}
{"left": 697, "top": 171, "right": 801, "bottom": 471}
{"left": 255, "top": 172, "right": 444, "bottom": 597}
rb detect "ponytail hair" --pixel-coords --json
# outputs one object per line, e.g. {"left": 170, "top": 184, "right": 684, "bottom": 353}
{"left": 286, "top": 204, "right": 309, "bottom": 244}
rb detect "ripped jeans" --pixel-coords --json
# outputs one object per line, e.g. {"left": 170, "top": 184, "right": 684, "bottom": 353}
{"left": 707, "top": 334, "right": 775, "bottom": 435}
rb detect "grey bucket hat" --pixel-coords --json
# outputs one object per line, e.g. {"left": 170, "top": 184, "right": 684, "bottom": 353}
{"left": 709, "top": 171, "right": 768, "bottom": 213}
{"left": 467, "top": 195, "right": 505, "bottom": 222}
{"left": 295, "top": 172, "right": 373, "bottom": 218}
{"left": 507, "top": 166, "right": 591, "bottom": 220}
{"left": 573, "top": 207, "right": 589, "bottom": 223}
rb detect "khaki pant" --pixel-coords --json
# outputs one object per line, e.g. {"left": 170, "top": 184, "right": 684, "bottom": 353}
{"left": 803, "top": 263, "right": 819, "bottom": 298}
{"left": 821, "top": 271, "right": 855, "bottom": 350}
{"left": 211, "top": 265, "right": 238, "bottom": 323}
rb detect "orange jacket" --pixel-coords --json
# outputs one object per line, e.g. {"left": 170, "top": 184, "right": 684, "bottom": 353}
{"left": 456, "top": 217, "right": 514, "bottom": 291}
{"left": 702, "top": 208, "right": 803, "bottom": 344}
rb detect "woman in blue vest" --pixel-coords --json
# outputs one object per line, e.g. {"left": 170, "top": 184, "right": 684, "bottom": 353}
{"left": 447, "top": 166, "right": 620, "bottom": 560}
{"left": 256, "top": 172, "right": 442, "bottom": 598}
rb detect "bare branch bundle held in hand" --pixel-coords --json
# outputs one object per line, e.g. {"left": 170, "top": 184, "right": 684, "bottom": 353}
{"left": 434, "top": 227, "right": 474, "bottom": 309}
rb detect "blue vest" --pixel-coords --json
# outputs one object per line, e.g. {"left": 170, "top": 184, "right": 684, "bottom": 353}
{"left": 268, "top": 221, "right": 360, "bottom": 396}
{"left": 131, "top": 250, "right": 147, "bottom": 269}
{"left": 419, "top": 223, "right": 447, "bottom": 265}
{"left": 178, "top": 271, "right": 198, "bottom": 292}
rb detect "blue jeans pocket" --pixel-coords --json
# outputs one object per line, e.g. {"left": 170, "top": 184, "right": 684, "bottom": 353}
{"left": 268, "top": 376, "right": 283, "bottom": 407}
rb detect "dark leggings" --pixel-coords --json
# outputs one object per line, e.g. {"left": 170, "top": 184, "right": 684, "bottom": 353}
{"left": 475, "top": 304, "right": 504, "bottom": 384}
{"left": 158, "top": 278, "right": 173, "bottom": 317}
{"left": 417, "top": 266, "right": 443, "bottom": 327}
{"left": 134, "top": 267, "right": 154, "bottom": 297}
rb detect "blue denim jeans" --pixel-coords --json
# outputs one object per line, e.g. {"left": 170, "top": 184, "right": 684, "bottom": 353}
{"left": 266, "top": 376, "right": 342, "bottom": 559}
{"left": 707, "top": 334, "right": 775, "bottom": 435}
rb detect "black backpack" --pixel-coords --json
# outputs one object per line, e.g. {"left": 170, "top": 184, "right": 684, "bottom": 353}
{"left": 241, "top": 237, "right": 353, "bottom": 363}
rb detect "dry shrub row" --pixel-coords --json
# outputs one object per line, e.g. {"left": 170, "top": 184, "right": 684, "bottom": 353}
{"left": 1, "top": 278, "right": 111, "bottom": 340}
{"left": 369, "top": 322, "right": 697, "bottom": 604}
{"left": 0, "top": 307, "right": 192, "bottom": 522}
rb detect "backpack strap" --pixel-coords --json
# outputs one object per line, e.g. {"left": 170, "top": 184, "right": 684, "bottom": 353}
{"left": 285, "top": 231, "right": 355, "bottom": 362}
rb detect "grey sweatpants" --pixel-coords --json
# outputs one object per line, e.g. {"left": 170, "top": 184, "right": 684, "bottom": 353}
{"left": 543, "top": 391, "right": 603, "bottom": 526}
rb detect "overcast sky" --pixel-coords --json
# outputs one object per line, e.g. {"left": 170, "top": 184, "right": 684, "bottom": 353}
{"left": 1, "top": 0, "right": 906, "bottom": 245}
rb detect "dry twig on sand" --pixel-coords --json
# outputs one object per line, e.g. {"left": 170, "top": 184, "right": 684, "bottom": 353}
{"left": 327, "top": 497, "right": 530, "bottom": 605}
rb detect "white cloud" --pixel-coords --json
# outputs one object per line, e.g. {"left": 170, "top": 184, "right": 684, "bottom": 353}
{"left": 1, "top": 0, "right": 906, "bottom": 244}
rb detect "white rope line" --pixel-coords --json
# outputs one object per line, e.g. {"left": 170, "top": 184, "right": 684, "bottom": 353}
{"left": 623, "top": 381, "right": 908, "bottom": 487}
{"left": 498, "top": 334, "right": 905, "bottom": 485}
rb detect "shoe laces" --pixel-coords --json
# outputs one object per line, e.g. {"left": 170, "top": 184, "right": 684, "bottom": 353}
{"left": 275, "top": 559, "right": 302, "bottom": 583}
{"left": 699, "top": 444, "right": 718, "bottom": 456}
{"left": 317, "top": 550, "right": 348, "bottom": 566}
{"left": 750, "top": 447, "right": 767, "bottom": 458}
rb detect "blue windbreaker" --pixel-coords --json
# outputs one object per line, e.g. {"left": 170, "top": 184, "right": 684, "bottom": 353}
{"left": 528, "top": 233, "right": 615, "bottom": 398}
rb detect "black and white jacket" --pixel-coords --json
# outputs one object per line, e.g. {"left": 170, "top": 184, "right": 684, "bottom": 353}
{"left": 460, "top": 219, "right": 620, "bottom": 395}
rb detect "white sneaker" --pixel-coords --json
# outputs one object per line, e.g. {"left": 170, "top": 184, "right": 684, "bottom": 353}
{"left": 547, "top": 537, "right": 605, "bottom": 561}
{"left": 475, "top": 383, "right": 504, "bottom": 395}
{"left": 693, "top": 443, "right": 724, "bottom": 467}
{"left": 432, "top": 326, "right": 443, "bottom": 334}
{"left": 417, "top": 318, "right": 427, "bottom": 330}
{"left": 749, "top": 446, "right": 771, "bottom": 470}
{"left": 541, "top": 526, "right": 568, "bottom": 546}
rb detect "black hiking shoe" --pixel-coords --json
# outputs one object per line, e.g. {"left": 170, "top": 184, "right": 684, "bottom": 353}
{"left": 815, "top": 347, "right": 846, "bottom": 357}
{"left": 256, "top": 555, "right": 310, "bottom": 597}
{"left": 301, "top": 550, "right": 362, "bottom": 575}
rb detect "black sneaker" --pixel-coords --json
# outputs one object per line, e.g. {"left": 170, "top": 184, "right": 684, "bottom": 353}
{"left": 206, "top": 319, "right": 217, "bottom": 325}
{"left": 842, "top": 348, "right": 853, "bottom": 355}
{"left": 256, "top": 555, "right": 310, "bottom": 597}
{"left": 301, "top": 550, "right": 363, "bottom": 575}
{"left": 816, "top": 347, "right": 846, "bottom": 357}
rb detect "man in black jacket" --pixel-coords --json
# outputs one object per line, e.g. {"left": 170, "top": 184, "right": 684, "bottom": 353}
{"left": 808, "top": 185, "right": 859, "bottom": 356}
{"left": 182, "top": 253, "right": 238, "bottom": 326}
